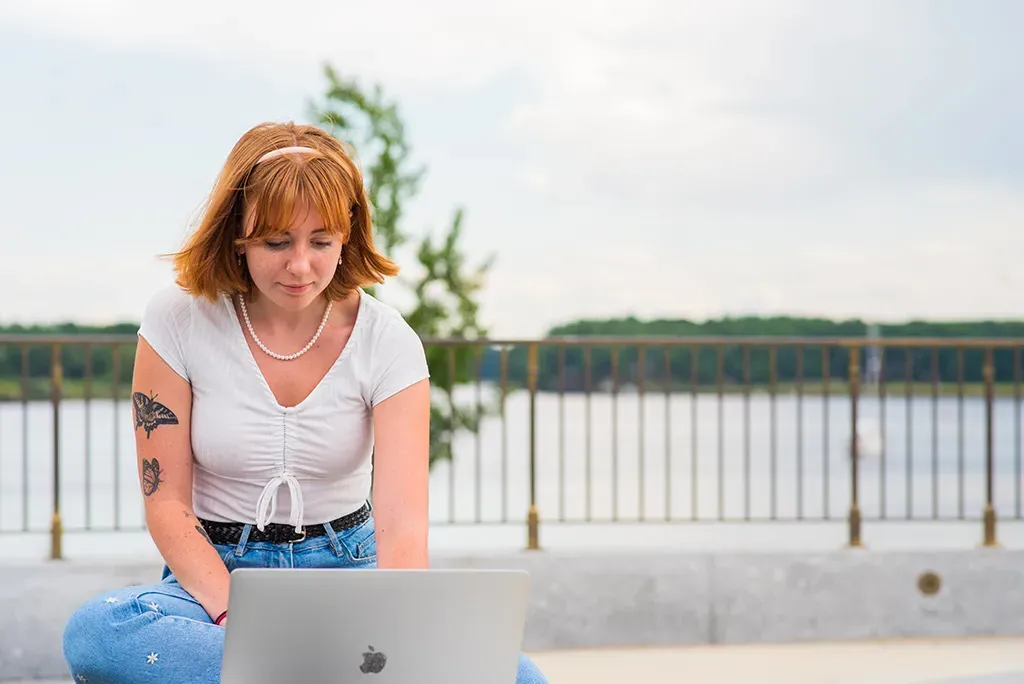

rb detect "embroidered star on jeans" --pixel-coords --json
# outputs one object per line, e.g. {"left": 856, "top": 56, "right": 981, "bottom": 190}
{"left": 147, "top": 602, "right": 160, "bottom": 611}
{"left": 147, "top": 653, "right": 159, "bottom": 664}
{"left": 76, "top": 675, "right": 87, "bottom": 682}
{"left": 104, "top": 597, "right": 118, "bottom": 604}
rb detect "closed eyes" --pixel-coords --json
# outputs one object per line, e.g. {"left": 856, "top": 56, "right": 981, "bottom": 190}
{"left": 264, "top": 240, "right": 334, "bottom": 250}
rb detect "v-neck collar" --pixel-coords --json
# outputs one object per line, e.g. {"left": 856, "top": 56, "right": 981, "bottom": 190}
{"left": 225, "top": 289, "right": 366, "bottom": 411}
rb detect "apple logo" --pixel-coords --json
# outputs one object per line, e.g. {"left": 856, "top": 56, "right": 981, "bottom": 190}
{"left": 360, "top": 646, "right": 386, "bottom": 674}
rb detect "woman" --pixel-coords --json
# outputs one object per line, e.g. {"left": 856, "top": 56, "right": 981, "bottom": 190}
{"left": 62, "top": 121, "right": 548, "bottom": 684}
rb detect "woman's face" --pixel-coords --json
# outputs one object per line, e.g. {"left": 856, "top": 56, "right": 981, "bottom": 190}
{"left": 240, "top": 202, "right": 343, "bottom": 312}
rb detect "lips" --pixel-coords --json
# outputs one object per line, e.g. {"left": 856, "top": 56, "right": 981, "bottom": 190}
{"left": 280, "top": 283, "right": 312, "bottom": 294}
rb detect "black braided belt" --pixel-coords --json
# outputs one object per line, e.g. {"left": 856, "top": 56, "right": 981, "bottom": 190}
{"left": 199, "top": 502, "right": 371, "bottom": 545}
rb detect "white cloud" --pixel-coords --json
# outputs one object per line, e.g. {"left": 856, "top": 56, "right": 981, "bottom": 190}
{"left": 2, "top": 0, "right": 1021, "bottom": 336}
{"left": 0, "top": 0, "right": 973, "bottom": 209}
{"left": 1, "top": 0, "right": 565, "bottom": 90}
{"left": 0, "top": 253, "right": 178, "bottom": 326}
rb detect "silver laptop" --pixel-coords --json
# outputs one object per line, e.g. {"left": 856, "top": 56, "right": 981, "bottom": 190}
{"left": 220, "top": 567, "right": 531, "bottom": 684}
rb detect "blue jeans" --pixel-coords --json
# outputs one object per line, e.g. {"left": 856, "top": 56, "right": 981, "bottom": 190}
{"left": 63, "top": 517, "right": 548, "bottom": 683}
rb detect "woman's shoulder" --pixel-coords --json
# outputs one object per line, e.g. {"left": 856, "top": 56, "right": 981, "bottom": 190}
{"left": 140, "top": 284, "right": 233, "bottom": 349}
{"left": 352, "top": 289, "right": 427, "bottom": 361}
{"left": 354, "top": 289, "right": 422, "bottom": 346}
{"left": 138, "top": 285, "right": 213, "bottom": 381}
{"left": 144, "top": 283, "right": 195, "bottom": 312}
{"left": 352, "top": 289, "right": 430, "bottom": 405}
{"left": 143, "top": 284, "right": 227, "bottom": 320}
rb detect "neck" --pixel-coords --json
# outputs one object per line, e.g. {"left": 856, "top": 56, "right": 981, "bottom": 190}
{"left": 242, "top": 292, "right": 330, "bottom": 335}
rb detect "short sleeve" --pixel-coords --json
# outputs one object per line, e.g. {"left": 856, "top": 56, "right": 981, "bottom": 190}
{"left": 137, "top": 286, "right": 193, "bottom": 382}
{"left": 370, "top": 316, "right": 430, "bottom": 407}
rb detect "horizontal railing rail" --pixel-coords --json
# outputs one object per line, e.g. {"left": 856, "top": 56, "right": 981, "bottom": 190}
{"left": 1, "top": 334, "right": 1021, "bottom": 557}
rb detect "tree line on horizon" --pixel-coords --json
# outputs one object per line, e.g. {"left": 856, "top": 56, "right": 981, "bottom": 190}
{"left": 3, "top": 315, "right": 1024, "bottom": 390}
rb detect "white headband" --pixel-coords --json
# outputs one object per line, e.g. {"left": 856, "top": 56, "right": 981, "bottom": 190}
{"left": 256, "top": 146, "right": 319, "bottom": 164}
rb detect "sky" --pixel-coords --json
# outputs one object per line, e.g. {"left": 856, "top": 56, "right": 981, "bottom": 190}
{"left": 1, "top": 0, "right": 1022, "bottom": 337}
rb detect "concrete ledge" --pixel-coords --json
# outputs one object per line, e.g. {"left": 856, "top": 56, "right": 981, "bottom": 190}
{"left": 3, "top": 549, "right": 1024, "bottom": 681}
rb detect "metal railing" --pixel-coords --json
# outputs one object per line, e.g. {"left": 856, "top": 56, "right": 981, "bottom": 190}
{"left": 0, "top": 334, "right": 1021, "bottom": 557}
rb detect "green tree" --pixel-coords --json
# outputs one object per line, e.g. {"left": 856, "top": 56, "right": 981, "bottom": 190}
{"left": 310, "top": 65, "right": 492, "bottom": 468}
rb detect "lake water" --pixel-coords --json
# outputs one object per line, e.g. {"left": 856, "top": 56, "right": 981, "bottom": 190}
{"left": 3, "top": 386, "right": 1024, "bottom": 559}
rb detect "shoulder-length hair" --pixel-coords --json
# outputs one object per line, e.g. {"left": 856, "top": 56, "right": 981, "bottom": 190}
{"left": 172, "top": 121, "right": 398, "bottom": 302}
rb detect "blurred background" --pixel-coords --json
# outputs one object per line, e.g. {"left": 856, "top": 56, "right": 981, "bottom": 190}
{"left": 3, "top": 0, "right": 1024, "bottom": 559}
{"left": 4, "top": 1, "right": 1022, "bottom": 332}
{"left": 5, "top": 2, "right": 1024, "bottom": 683}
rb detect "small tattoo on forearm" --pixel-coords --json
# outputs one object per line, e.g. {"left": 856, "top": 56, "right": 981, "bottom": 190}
{"left": 196, "top": 524, "right": 213, "bottom": 546}
{"left": 141, "top": 458, "right": 162, "bottom": 496}
{"left": 133, "top": 391, "right": 179, "bottom": 439}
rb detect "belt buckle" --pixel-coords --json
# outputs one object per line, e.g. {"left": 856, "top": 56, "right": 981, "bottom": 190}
{"left": 286, "top": 526, "right": 306, "bottom": 543}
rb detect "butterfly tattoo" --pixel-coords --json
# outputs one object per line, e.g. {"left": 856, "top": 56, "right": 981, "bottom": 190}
{"left": 141, "top": 458, "right": 162, "bottom": 497}
{"left": 133, "top": 391, "right": 179, "bottom": 439}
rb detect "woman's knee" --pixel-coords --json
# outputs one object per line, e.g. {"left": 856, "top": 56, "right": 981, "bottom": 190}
{"left": 62, "top": 592, "right": 121, "bottom": 675}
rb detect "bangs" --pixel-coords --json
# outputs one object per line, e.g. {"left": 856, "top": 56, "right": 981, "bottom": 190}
{"left": 239, "top": 155, "right": 355, "bottom": 243}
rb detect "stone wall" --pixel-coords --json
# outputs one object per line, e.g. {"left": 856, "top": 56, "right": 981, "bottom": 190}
{"left": 3, "top": 549, "right": 1022, "bottom": 681}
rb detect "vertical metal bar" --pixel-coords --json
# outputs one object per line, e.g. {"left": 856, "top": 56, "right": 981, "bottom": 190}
{"left": 112, "top": 345, "right": 121, "bottom": 529}
{"left": 690, "top": 345, "right": 699, "bottom": 521}
{"left": 447, "top": 346, "right": 456, "bottom": 524}
{"left": 0, "top": 346, "right": 3, "bottom": 531}
{"left": 879, "top": 348, "right": 887, "bottom": 520}
{"left": 796, "top": 345, "right": 804, "bottom": 520}
{"left": 664, "top": 346, "right": 672, "bottom": 521}
{"left": 0, "top": 347, "right": 3, "bottom": 530}
{"left": 1016, "top": 346, "right": 1022, "bottom": 519}
{"left": 905, "top": 347, "right": 913, "bottom": 520}
{"left": 50, "top": 344, "right": 63, "bottom": 559}
{"left": 558, "top": 345, "right": 566, "bottom": 522}
{"left": 770, "top": 345, "right": 778, "bottom": 519}
{"left": 822, "top": 347, "right": 830, "bottom": 518}
{"left": 848, "top": 346, "right": 862, "bottom": 547}
{"left": 85, "top": 344, "right": 93, "bottom": 530}
{"left": 958, "top": 347, "right": 965, "bottom": 519}
{"left": 526, "top": 343, "right": 540, "bottom": 550}
{"left": 611, "top": 346, "right": 619, "bottom": 522}
{"left": 716, "top": 345, "right": 724, "bottom": 521}
{"left": 20, "top": 345, "right": 29, "bottom": 532}
{"left": 584, "top": 345, "right": 592, "bottom": 521}
{"left": 637, "top": 345, "right": 646, "bottom": 522}
{"left": 931, "top": 347, "right": 939, "bottom": 519}
{"left": 500, "top": 346, "right": 509, "bottom": 523}
{"left": 983, "top": 347, "right": 997, "bottom": 547}
{"left": 474, "top": 346, "right": 482, "bottom": 524}
{"left": 743, "top": 345, "right": 751, "bottom": 521}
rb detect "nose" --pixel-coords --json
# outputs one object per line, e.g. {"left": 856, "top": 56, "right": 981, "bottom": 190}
{"left": 286, "top": 245, "right": 312, "bottom": 276}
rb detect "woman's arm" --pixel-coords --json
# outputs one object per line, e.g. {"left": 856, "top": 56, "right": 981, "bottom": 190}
{"left": 132, "top": 336, "right": 231, "bottom": 620}
{"left": 371, "top": 377, "right": 431, "bottom": 568}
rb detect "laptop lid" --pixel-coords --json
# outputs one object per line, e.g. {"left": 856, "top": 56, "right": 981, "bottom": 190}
{"left": 220, "top": 568, "right": 531, "bottom": 684}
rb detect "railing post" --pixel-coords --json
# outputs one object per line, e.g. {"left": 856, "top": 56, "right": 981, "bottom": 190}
{"left": 526, "top": 343, "right": 541, "bottom": 550}
{"left": 848, "top": 346, "right": 863, "bottom": 548}
{"left": 50, "top": 343, "right": 63, "bottom": 561}
{"left": 983, "top": 347, "right": 999, "bottom": 547}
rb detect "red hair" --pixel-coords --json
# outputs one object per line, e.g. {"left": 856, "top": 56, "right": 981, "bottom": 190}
{"left": 173, "top": 121, "right": 398, "bottom": 301}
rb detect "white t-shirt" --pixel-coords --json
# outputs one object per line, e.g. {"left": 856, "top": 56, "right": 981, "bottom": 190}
{"left": 137, "top": 284, "right": 430, "bottom": 531}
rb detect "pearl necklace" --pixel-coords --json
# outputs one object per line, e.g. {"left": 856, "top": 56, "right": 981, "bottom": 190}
{"left": 238, "top": 295, "right": 333, "bottom": 361}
